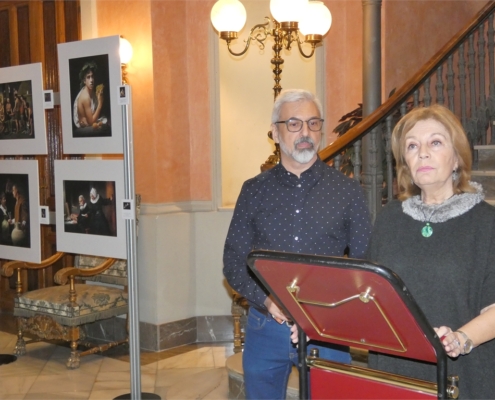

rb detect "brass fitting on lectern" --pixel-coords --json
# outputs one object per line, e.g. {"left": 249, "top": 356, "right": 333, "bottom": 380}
{"left": 447, "top": 375, "right": 459, "bottom": 399}
{"left": 306, "top": 347, "right": 320, "bottom": 366}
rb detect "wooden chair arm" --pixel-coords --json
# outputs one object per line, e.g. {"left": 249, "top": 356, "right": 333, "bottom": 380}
{"left": 1, "top": 252, "right": 65, "bottom": 277}
{"left": 54, "top": 258, "right": 117, "bottom": 285}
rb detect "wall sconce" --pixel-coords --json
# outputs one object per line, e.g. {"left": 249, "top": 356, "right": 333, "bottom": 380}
{"left": 120, "top": 36, "right": 133, "bottom": 84}
{"left": 211, "top": 0, "right": 332, "bottom": 170}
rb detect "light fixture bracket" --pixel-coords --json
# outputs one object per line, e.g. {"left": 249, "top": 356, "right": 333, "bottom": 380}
{"left": 280, "top": 21, "right": 299, "bottom": 33}
{"left": 304, "top": 34, "right": 323, "bottom": 45}
{"left": 220, "top": 31, "right": 239, "bottom": 41}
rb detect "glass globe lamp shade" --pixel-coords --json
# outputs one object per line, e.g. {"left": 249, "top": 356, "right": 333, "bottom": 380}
{"left": 299, "top": 1, "right": 332, "bottom": 36}
{"left": 211, "top": 0, "right": 247, "bottom": 32}
{"left": 120, "top": 37, "right": 133, "bottom": 65}
{"left": 270, "top": 0, "right": 308, "bottom": 23}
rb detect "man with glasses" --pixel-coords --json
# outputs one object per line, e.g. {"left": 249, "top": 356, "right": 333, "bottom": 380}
{"left": 223, "top": 89, "right": 372, "bottom": 399}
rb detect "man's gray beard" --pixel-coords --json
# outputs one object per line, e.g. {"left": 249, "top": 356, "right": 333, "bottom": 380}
{"left": 279, "top": 137, "right": 317, "bottom": 164}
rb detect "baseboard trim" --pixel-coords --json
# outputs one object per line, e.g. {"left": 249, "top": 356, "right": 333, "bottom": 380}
{"left": 86, "top": 315, "right": 234, "bottom": 352}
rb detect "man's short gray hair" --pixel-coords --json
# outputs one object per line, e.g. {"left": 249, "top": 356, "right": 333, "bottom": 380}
{"left": 271, "top": 89, "right": 323, "bottom": 124}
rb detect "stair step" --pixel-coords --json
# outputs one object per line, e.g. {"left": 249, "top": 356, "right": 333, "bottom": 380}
{"left": 471, "top": 170, "right": 495, "bottom": 176}
{"left": 474, "top": 147, "right": 495, "bottom": 170}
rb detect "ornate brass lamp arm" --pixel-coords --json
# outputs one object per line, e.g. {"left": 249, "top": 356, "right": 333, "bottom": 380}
{"left": 225, "top": 21, "right": 270, "bottom": 56}
{"left": 296, "top": 37, "right": 318, "bottom": 59}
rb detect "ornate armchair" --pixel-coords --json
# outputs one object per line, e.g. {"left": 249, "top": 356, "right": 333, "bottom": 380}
{"left": 1, "top": 252, "right": 128, "bottom": 369}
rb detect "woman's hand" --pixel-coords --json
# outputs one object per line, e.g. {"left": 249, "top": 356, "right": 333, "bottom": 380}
{"left": 435, "top": 326, "right": 462, "bottom": 358}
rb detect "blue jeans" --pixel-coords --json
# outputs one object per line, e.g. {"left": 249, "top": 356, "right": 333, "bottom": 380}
{"left": 243, "top": 307, "right": 351, "bottom": 400}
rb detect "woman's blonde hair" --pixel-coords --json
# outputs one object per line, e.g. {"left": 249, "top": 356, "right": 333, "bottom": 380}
{"left": 391, "top": 104, "right": 474, "bottom": 200}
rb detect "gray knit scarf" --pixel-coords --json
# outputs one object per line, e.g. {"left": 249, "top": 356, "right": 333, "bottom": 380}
{"left": 402, "top": 181, "right": 484, "bottom": 223}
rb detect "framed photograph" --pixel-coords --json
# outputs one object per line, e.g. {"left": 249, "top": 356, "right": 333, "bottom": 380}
{"left": 55, "top": 160, "right": 126, "bottom": 259}
{"left": 0, "top": 63, "right": 47, "bottom": 155}
{"left": 58, "top": 35, "right": 123, "bottom": 154}
{"left": 0, "top": 160, "right": 41, "bottom": 263}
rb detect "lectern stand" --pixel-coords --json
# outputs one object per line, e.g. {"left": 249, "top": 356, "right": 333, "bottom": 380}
{"left": 247, "top": 250, "right": 459, "bottom": 400}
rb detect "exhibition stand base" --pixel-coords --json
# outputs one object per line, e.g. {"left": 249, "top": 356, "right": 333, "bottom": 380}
{"left": 0, "top": 354, "right": 16, "bottom": 365}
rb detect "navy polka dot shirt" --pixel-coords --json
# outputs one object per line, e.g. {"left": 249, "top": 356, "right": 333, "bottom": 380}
{"left": 223, "top": 158, "right": 372, "bottom": 310}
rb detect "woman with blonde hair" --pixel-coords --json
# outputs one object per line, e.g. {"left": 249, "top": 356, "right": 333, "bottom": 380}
{"left": 367, "top": 104, "right": 495, "bottom": 399}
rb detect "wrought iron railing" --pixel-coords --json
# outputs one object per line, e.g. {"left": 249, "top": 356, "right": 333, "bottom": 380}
{"left": 319, "top": 1, "right": 495, "bottom": 206}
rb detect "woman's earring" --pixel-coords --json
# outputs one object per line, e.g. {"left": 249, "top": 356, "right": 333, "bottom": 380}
{"left": 452, "top": 169, "right": 459, "bottom": 183}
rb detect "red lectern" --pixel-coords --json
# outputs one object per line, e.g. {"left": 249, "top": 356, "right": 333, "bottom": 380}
{"left": 247, "top": 250, "right": 458, "bottom": 400}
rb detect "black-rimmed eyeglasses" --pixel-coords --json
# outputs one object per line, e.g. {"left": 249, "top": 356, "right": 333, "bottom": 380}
{"left": 275, "top": 118, "right": 324, "bottom": 132}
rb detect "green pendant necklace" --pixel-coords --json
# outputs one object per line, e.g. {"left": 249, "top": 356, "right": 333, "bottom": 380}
{"left": 421, "top": 208, "right": 437, "bottom": 238}
{"left": 421, "top": 223, "right": 433, "bottom": 238}
{"left": 420, "top": 194, "right": 454, "bottom": 238}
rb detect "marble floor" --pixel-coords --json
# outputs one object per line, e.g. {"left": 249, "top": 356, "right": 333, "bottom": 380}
{"left": 0, "top": 328, "right": 234, "bottom": 400}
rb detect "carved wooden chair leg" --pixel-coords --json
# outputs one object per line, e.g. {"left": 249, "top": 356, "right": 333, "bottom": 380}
{"left": 67, "top": 327, "right": 80, "bottom": 369}
{"left": 14, "top": 318, "right": 26, "bottom": 356}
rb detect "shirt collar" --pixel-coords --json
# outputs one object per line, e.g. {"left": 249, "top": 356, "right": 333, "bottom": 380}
{"left": 274, "top": 157, "right": 324, "bottom": 187}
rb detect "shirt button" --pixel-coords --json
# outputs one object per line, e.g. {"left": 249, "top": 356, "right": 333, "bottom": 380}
{"left": 296, "top": 210, "right": 300, "bottom": 213}
{"left": 295, "top": 236, "right": 299, "bottom": 241}
{"left": 297, "top": 184, "right": 301, "bottom": 188}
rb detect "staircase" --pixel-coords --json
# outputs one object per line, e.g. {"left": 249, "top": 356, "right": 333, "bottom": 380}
{"left": 318, "top": 1, "right": 495, "bottom": 216}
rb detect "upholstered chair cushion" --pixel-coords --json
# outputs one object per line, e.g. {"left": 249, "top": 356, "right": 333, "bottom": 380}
{"left": 14, "top": 283, "right": 128, "bottom": 326}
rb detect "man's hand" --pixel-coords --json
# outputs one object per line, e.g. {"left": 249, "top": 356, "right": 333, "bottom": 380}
{"left": 290, "top": 324, "right": 299, "bottom": 343}
{"left": 264, "top": 295, "right": 288, "bottom": 324}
